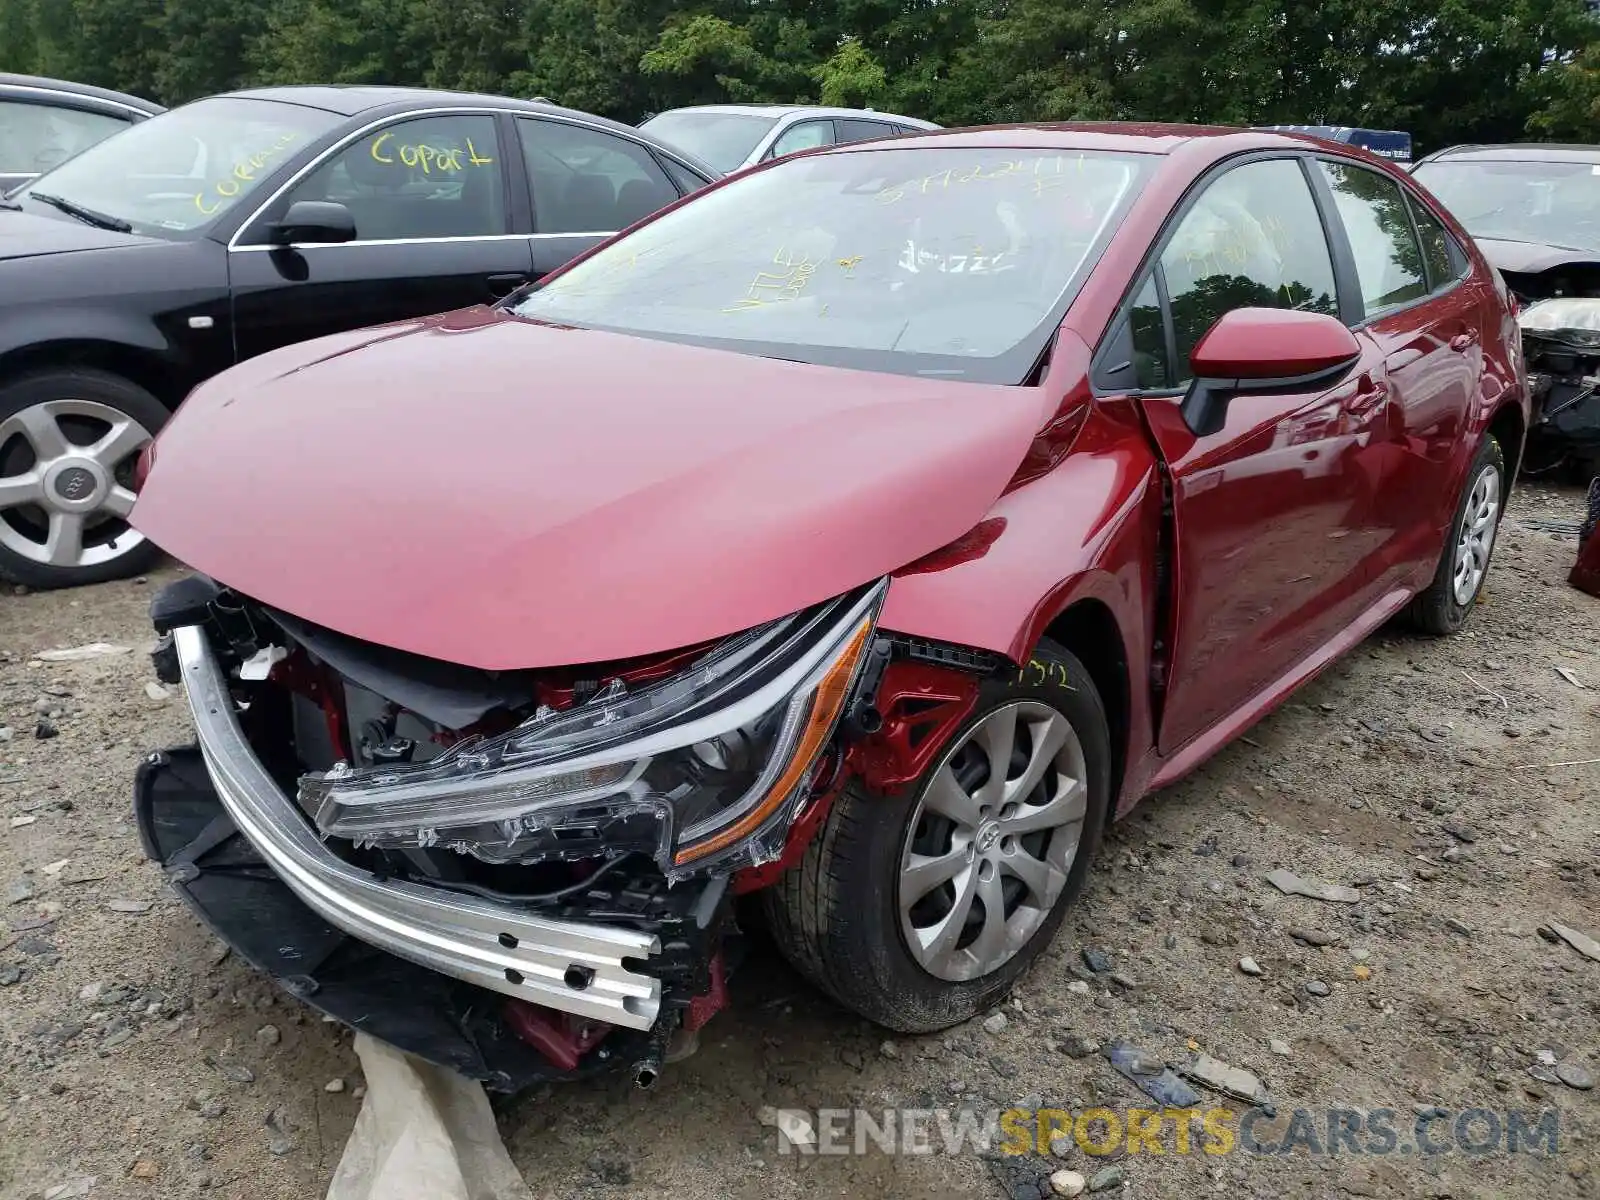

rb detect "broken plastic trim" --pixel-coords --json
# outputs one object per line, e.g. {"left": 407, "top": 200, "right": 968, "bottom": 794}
{"left": 299, "top": 580, "right": 889, "bottom": 878}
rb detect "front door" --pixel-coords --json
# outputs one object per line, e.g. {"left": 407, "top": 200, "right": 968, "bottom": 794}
{"left": 1118, "top": 156, "right": 1397, "bottom": 755}
{"left": 229, "top": 112, "right": 533, "bottom": 362}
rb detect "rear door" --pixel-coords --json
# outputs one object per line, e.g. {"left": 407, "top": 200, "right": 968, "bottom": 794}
{"left": 229, "top": 111, "right": 533, "bottom": 361}
{"left": 1312, "top": 159, "right": 1480, "bottom": 593}
{"left": 834, "top": 118, "right": 901, "bottom": 147}
{"left": 0, "top": 92, "right": 140, "bottom": 192}
{"left": 513, "top": 116, "right": 692, "bottom": 279}
{"left": 1098, "top": 155, "right": 1396, "bottom": 755}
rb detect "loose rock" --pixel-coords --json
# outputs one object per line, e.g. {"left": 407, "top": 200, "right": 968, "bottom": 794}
{"left": 1305, "top": 980, "right": 1331, "bottom": 997}
{"left": 1088, "top": 1164, "right": 1126, "bottom": 1192}
{"left": 143, "top": 682, "right": 170, "bottom": 701}
{"left": 1266, "top": 869, "right": 1360, "bottom": 903}
{"left": 1557, "top": 1062, "right": 1595, "bottom": 1091}
{"left": 106, "top": 900, "right": 152, "bottom": 914}
{"left": 1051, "top": 1169, "right": 1087, "bottom": 1197}
{"left": 255, "top": 1024, "right": 280, "bottom": 1048}
{"left": 1081, "top": 947, "right": 1112, "bottom": 973}
{"left": 983, "top": 1011, "right": 1009, "bottom": 1035}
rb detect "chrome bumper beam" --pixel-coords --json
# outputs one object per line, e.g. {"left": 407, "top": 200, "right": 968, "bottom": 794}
{"left": 171, "top": 624, "right": 662, "bottom": 1030}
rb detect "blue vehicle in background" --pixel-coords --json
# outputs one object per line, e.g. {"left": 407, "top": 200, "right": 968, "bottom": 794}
{"left": 1260, "top": 125, "right": 1413, "bottom": 165}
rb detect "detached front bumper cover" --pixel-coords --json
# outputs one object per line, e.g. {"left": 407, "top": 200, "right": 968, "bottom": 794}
{"left": 167, "top": 623, "right": 665, "bottom": 1029}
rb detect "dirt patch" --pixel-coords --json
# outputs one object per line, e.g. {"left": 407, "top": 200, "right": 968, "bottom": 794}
{"left": 1, "top": 482, "right": 1596, "bottom": 1200}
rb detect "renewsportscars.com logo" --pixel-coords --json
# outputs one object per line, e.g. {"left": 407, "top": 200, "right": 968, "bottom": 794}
{"left": 762, "top": 1105, "right": 1562, "bottom": 1158}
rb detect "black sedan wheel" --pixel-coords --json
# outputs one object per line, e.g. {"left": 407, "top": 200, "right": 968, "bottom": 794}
{"left": 765, "top": 640, "right": 1111, "bottom": 1032}
{"left": 0, "top": 369, "right": 166, "bottom": 589}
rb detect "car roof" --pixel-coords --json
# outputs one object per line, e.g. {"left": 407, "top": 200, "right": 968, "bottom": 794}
{"left": 652, "top": 103, "right": 940, "bottom": 129}
{"left": 0, "top": 72, "right": 164, "bottom": 114}
{"left": 817, "top": 121, "right": 1354, "bottom": 156}
{"left": 206, "top": 86, "right": 721, "bottom": 177}
{"left": 1415, "top": 143, "right": 1600, "bottom": 165}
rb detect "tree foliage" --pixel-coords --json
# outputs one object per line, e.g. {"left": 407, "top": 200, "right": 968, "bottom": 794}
{"left": 0, "top": 0, "right": 1595, "bottom": 150}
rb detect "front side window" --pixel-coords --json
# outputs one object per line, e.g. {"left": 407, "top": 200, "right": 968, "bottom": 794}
{"left": 519, "top": 119, "right": 679, "bottom": 234}
{"left": 1317, "top": 160, "right": 1427, "bottom": 315}
{"left": 1411, "top": 157, "right": 1600, "bottom": 253}
{"left": 10, "top": 97, "right": 339, "bottom": 236}
{"left": 1158, "top": 157, "right": 1339, "bottom": 384}
{"left": 1128, "top": 276, "right": 1170, "bottom": 389}
{"left": 512, "top": 147, "right": 1152, "bottom": 383}
{"left": 769, "top": 121, "right": 834, "bottom": 159}
{"left": 279, "top": 114, "right": 506, "bottom": 242}
{"left": 0, "top": 100, "right": 129, "bottom": 176}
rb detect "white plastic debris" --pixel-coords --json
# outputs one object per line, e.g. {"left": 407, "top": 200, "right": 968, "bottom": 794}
{"left": 324, "top": 1032, "right": 533, "bottom": 1200}
{"left": 33, "top": 643, "right": 131, "bottom": 663}
{"left": 239, "top": 645, "right": 289, "bottom": 681}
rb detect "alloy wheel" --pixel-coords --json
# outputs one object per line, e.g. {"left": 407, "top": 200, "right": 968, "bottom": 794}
{"left": 1451, "top": 464, "right": 1500, "bottom": 607}
{"left": 0, "top": 398, "right": 151, "bottom": 569}
{"left": 897, "top": 700, "right": 1089, "bottom": 982}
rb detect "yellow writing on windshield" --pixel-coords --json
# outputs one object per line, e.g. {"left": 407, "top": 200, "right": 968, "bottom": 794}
{"left": 723, "top": 245, "right": 818, "bottom": 312}
{"left": 193, "top": 131, "right": 300, "bottom": 217}
{"left": 370, "top": 132, "right": 494, "bottom": 175}
{"left": 875, "top": 154, "right": 1086, "bottom": 204}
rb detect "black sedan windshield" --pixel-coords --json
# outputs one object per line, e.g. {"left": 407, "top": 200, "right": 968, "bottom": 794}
{"left": 1413, "top": 158, "right": 1600, "bottom": 252}
{"left": 513, "top": 146, "right": 1151, "bottom": 383}
{"left": 12, "top": 97, "right": 339, "bottom": 237}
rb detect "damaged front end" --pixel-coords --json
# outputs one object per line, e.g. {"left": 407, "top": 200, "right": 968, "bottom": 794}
{"left": 135, "top": 576, "right": 885, "bottom": 1090}
{"left": 1520, "top": 297, "right": 1600, "bottom": 479}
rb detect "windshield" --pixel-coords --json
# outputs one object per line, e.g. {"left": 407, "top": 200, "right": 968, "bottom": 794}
{"left": 11, "top": 97, "right": 339, "bottom": 237}
{"left": 638, "top": 111, "right": 779, "bottom": 173}
{"left": 1413, "top": 159, "right": 1600, "bottom": 252}
{"left": 512, "top": 147, "right": 1151, "bottom": 383}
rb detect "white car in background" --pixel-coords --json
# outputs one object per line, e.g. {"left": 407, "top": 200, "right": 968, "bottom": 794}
{"left": 638, "top": 104, "right": 939, "bottom": 174}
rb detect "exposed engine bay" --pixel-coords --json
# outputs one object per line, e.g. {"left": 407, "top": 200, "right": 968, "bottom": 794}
{"left": 133, "top": 573, "right": 998, "bottom": 1090}
{"left": 1502, "top": 266, "right": 1600, "bottom": 479}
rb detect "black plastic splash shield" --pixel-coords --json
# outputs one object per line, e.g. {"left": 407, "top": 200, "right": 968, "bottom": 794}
{"left": 134, "top": 744, "right": 675, "bottom": 1092}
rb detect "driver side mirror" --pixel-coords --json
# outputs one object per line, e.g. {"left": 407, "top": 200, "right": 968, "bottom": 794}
{"left": 1180, "top": 307, "right": 1361, "bottom": 437}
{"left": 269, "top": 200, "right": 356, "bottom": 246}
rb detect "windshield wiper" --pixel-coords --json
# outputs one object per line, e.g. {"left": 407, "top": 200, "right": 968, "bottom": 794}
{"left": 28, "top": 192, "right": 132, "bottom": 233}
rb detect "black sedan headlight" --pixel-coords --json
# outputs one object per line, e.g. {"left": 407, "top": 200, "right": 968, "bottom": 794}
{"left": 297, "top": 580, "right": 886, "bottom": 878}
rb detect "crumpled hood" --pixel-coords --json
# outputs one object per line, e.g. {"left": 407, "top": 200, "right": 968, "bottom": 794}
{"left": 133, "top": 308, "right": 1055, "bottom": 670}
{"left": 0, "top": 209, "right": 161, "bottom": 261}
{"left": 1475, "top": 236, "right": 1600, "bottom": 277}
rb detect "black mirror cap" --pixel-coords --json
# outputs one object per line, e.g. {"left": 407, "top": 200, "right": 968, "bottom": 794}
{"left": 270, "top": 200, "right": 357, "bottom": 246}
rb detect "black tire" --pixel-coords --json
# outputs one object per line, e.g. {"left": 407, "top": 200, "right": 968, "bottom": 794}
{"left": 0, "top": 369, "right": 168, "bottom": 590}
{"left": 1405, "top": 434, "right": 1506, "bottom": 636}
{"left": 764, "top": 640, "right": 1111, "bottom": 1033}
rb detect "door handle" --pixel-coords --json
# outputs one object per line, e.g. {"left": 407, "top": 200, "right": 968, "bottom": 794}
{"left": 486, "top": 273, "right": 529, "bottom": 297}
{"left": 1449, "top": 331, "right": 1478, "bottom": 352}
{"left": 1339, "top": 371, "right": 1388, "bottom": 417}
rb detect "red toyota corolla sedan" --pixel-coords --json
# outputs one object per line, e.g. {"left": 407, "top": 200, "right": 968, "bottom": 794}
{"left": 129, "top": 123, "right": 1526, "bottom": 1090}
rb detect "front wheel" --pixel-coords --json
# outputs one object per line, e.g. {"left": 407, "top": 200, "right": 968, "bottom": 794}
{"left": 0, "top": 369, "right": 167, "bottom": 589}
{"left": 1405, "top": 434, "right": 1506, "bottom": 635}
{"left": 764, "top": 641, "right": 1111, "bottom": 1033}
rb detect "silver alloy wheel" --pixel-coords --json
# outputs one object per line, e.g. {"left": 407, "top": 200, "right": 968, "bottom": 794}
{"left": 0, "top": 398, "right": 151, "bottom": 569}
{"left": 1451, "top": 464, "right": 1501, "bottom": 607}
{"left": 897, "top": 700, "right": 1089, "bottom": 982}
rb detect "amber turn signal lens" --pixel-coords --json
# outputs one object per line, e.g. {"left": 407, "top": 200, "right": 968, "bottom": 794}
{"left": 673, "top": 614, "right": 874, "bottom": 866}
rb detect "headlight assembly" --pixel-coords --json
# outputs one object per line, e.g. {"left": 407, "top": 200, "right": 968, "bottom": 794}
{"left": 297, "top": 580, "right": 887, "bottom": 878}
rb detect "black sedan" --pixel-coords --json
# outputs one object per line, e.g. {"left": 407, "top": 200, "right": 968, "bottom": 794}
{"left": 0, "top": 86, "right": 719, "bottom": 589}
{"left": 1, "top": 72, "right": 163, "bottom": 194}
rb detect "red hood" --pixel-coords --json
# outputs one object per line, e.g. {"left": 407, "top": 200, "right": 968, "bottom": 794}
{"left": 133, "top": 308, "right": 1055, "bottom": 670}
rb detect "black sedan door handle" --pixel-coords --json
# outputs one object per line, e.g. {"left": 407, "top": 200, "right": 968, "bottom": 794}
{"left": 486, "top": 273, "right": 529, "bottom": 297}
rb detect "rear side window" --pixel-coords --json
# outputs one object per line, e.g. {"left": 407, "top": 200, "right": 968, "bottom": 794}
{"left": 1156, "top": 157, "right": 1338, "bottom": 385}
{"left": 1317, "top": 160, "right": 1428, "bottom": 314}
{"left": 1407, "top": 193, "right": 1464, "bottom": 291}
{"left": 519, "top": 118, "right": 680, "bottom": 233}
{"left": 835, "top": 119, "right": 896, "bottom": 145}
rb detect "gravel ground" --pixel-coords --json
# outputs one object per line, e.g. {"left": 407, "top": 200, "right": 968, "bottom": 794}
{"left": 0, "top": 481, "right": 1596, "bottom": 1200}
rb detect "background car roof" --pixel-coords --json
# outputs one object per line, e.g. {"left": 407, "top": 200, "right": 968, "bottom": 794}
{"left": 1416, "top": 143, "right": 1600, "bottom": 164}
{"left": 656, "top": 102, "right": 939, "bottom": 129}
{"left": 834, "top": 121, "right": 1348, "bottom": 155}
{"left": 211, "top": 85, "right": 721, "bottom": 177}
{"left": 0, "top": 72, "right": 164, "bottom": 113}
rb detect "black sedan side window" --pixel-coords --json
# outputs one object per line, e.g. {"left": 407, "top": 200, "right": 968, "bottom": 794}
{"left": 285, "top": 114, "right": 507, "bottom": 242}
{"left": 518, "top": 118, "right": 680, "bottom": 234}
{"left": 0, "top": 99, "right": 129, "bottom": 176}
{"left": 1154, "top": 158, "right": 1339, "bottom": 386}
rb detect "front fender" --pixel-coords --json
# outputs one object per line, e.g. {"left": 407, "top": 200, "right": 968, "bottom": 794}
{"left": 879, "top": 398, "right": 1161, "bottom": 667}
